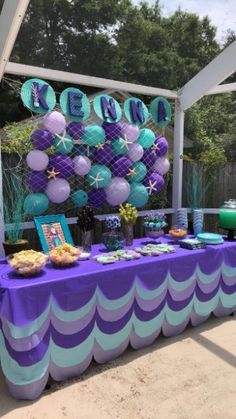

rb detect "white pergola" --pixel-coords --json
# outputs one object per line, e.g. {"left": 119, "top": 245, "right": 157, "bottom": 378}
{"left": 0, "top": 0, "right": 236, "bottom": 256}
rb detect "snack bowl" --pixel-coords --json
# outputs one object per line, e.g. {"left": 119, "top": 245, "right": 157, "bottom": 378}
{"left": 169, "top": 226, "right": 187, "bottom": 241}
{"left": 48, "top": 243, "right": 81, "bottom": 267}
{"left": 8, "top": 250, "right": 48, "bottom": 277}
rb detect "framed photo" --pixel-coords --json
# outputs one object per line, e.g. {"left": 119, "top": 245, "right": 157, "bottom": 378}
{"left": 34, "top": 214, "right": 74, "bottom": 253}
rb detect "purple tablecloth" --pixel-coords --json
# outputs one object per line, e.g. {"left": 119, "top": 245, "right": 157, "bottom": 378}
{"left": 0, "top": 237, "right": 236, "bottom": 400}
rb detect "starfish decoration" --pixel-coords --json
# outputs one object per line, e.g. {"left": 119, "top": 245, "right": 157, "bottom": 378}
{"left": 127, "top": 168, "right": 137, "bottom": 177}
{"left": 151, "top": 143, "right": 159, "bottom": 152}
{"left": 121, "top": 135, "right": 133, "bottom": 150}
{"left": 55, "top": 130, "right": 72, "bottom": 150}
{"left": 89, "top": 172, "right": 104, "bottom": 188}
{"left": 146, "top": 179, "right": 158, "bottom": 195}
{"left": 47, "top": 167, "right": 60, "bottom": 180}
{"left": 95, "top": 143, "right": 105, "bottom": 150}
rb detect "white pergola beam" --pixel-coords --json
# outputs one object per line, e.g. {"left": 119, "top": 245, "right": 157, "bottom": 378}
{"left": 207, "top": 82, "right": 236, "bottom": 95}
{"left": 172, "top": 99, "right": 185, "bottom": 212}
{"left": 5, "top": 62, "right": 177, "bottom": 98}
{"left": 0, "top": 0, "right": 30, "bottom": 82}
{"left": 178, "top": 40, "right": 236, "bottom": 110}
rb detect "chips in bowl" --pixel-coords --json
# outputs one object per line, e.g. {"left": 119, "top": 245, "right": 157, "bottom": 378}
{"left": 48, "top": 243, "right": 81, "bottom": 266}
{"left": 8, "top": 250, "right": 48, "bottom": 277}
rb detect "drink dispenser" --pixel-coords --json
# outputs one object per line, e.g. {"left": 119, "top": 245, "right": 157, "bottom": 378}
{"left": 219, "top": 199, "right": 236, "bottom": 240}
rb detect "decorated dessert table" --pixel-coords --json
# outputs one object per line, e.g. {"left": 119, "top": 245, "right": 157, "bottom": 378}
{"left": 0, "top": 237, "right": 236, "bottom": 400}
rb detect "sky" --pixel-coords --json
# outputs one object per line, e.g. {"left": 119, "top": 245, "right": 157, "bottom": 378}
{"left": 133, "top": 0, "right": 236, "bottom": 43}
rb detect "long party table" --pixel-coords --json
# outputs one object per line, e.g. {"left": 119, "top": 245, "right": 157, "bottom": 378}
{"left": 0, "top": 237, "right": 236, "bottom": 400}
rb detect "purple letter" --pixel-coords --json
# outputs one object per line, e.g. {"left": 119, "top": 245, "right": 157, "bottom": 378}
{"left": 31, "top": 82, "right": 49, "bottom": 110}
{"left": 130, "top": 100, "right": 145, "bottom": 123}
{"left": 68, "top": 91, "right": 84, "bottom": 118}
{"left": 158, "top": 100, "right": 167, "bottom": 122}
{"left": 101, "top": 96, "right": 117, "bottom": 120}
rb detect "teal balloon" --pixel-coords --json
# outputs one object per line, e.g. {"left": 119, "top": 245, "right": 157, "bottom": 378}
{"left": 111, "top": 137, "right": 127, "bottom": 156}
{"left": 128, "top": 182, "right": 149, "bottom": 208}
{"left": 53, "top": 134, "right": 74, "bottom": 154}
{"left": 87, "top": 164, "right": 112, "bottom": 189}
{"left": 137, "top": 128, "right": 155, "bottom": 149}
{"left": 24, "top": 193, "right": 49, "bottom": 215}
{"left": 82, "top": 125, "right": 105, "bottom": 146}
{"left": 72, "top": 190, "right": 88, "bottom": 207}
{"left": 130, "top": 162, "right": 147, "bottom": 182}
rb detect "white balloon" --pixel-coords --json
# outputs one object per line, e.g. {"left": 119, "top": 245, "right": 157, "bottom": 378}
{"left": 26, "top": 150, "right": 49, "bottom": 171}
{"left": 127, "top": 143, "right": 144, "bottom": 162}
{"left": 105, "top": 177, "right": 130, "bottom": 206}
{"left": 152, "top": 157, "right": 170, "bottom": 175}
{"left": 73, "top": 155, "right": 91, "bottom": 176}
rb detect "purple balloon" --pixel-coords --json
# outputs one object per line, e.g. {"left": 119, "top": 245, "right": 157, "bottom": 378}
{"left": 143, "top": 173, "right": 165, "bottom": 194}
{"left": 26, "top": 171, "right": 48, "bottom": 192}
{"left": 94, "top": 143, "right": 115, "bottom": 165}
{"left": 43, "top": 111, "right": 66, "bottom": 135}
{"left": 154, "top": 136, "right": 169, "bottom": 157}
{"left": 102, "top": 122, "right": 122, "bottom": 141}
{"left": 142, "top": 149, "right": 157, "bottom": 168}
{"left": 88, "top": 189, "right": 106, "bottom": 208}
{"left": 152, "top": 157, "right": 170, "bottom": 175}
{"left": 26, "top": 150, "right": 49, "bottom": 171}
{"left": 121, "top": 123, "right": 140, "bottom": 142}
{"left": 105, "top": 177, "right": 130, "bottom": 206}
{"left": 48, "top": 154, "right": 74, "bottom": 178}
{"left": 46, "top": 178, "right": 71, "bottom": 203}
{"left": 66, "top": 122, "right": 85, "bottom": 140}
{"left": 111, "top": 157, "right": 132, "bottom": 177}
{"left": 31, "top": 129, "right": 53, "bottom": 150}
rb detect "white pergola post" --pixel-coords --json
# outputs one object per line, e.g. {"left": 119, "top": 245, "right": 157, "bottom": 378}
{"left": 172, "top": 99, "right": 185, "bottom": 217}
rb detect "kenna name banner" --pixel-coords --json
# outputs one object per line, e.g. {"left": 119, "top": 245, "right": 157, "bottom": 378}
{"left": 21, "top": 78, "right": 172, "bottom": 127}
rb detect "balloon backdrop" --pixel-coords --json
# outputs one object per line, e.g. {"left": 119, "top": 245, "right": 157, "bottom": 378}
{"left": 102, "top": 122, "right": 122, "bottom": 141}
{"left": 26, "top": 171, "right": 48, "bottom": 192}
{"left": 105, "top": 177, "right": 130, "bottom": 206}
{"left": 43, "top": 111, "right": 66, "bottom": 134}
{"left": 72, "top": 190, "right": 88, "bottom": 207}
{"left": 24, "top": 193, "right": 49, "bottom": 215}
{"left": 121, "top": 123, "right": 140, "bottom": 142}
{"left": 112, "top": 157, "right": 132, "bottom": 177}
{"left": 26, "top": 150, "right": 49, "bottom": 171}
{"left": 73, "top": 155, "right": 91, "bottom": 176}
{"left": 152, "top": 157, "right": 170, "bottom": 176}
{"left": 128, "top": 182, "right": 149, "bottom": 208}
{"left": 87, "top": 164, "right": 112, "bottom": 189}
{"left": 66, "top": 121, "right": 85, "bottom": 139}
{"left": 137, "top": 128, "right": 155, "bottom": 149}
{"left": 127, "top": 143, "right": 144, "bottom": 162}
{"left": 81, "top": 125, "right": 105, "bottom": 146}
{"left": 49, "top": 154, "right": 74, "bottom": 178}
{"left": 46, "top": 178, "right": 71, "bottom": 203}
{"left": 31, "top": 129, "right": 53, "bottom": 150}
{"left": 94, "top": 143, "right": 115, "bottom": 165}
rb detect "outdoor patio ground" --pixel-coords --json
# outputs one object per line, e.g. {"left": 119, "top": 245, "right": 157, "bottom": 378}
{"left": 0, "top": 315, "right": 235, "bottom": 419}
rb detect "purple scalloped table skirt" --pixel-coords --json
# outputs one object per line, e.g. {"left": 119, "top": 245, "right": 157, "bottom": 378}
{"left": 0, "top": 237, "right": 235, "bottom": 400}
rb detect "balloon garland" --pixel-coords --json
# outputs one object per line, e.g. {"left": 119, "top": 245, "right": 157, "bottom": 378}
{"left": 21, "top": 79, "right": 171, "bottom": 214}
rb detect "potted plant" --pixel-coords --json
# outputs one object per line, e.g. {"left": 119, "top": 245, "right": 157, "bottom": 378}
{"left": 3, "top": 170, "right": 28, "bottom": 256}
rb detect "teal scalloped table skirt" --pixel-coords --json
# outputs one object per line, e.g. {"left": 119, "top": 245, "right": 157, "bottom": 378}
{"left": 0, "top": 237, "right": 236, "bottom": 400}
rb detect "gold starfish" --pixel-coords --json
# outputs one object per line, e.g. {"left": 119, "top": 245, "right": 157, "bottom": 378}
{"left": 47, "top": 167, "right": 60, "bottom": 180}
{"left": 89, "top": 172, "right": 104, "bottom": 188}
{"left": 95, "top": 143, "right": 105, "bottom": 150}
{"left": 127, "top": 168, "right": 137, "bottom": 177}
{"left": 151, "top": 143, "right": 159, "bottom": 151}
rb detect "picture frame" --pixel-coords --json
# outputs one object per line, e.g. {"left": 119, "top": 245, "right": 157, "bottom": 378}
{"left": 34, "top": 214, "right": 74, "bottom": 253}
